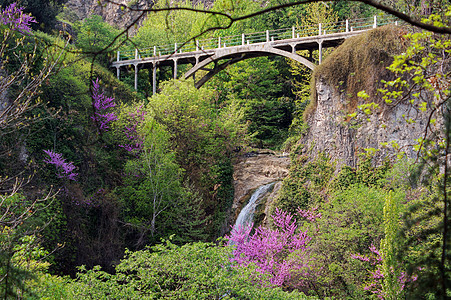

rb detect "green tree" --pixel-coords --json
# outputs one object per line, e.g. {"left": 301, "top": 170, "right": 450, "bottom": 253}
{"left": 118, "top": 117, "right": 184, "bottom": 244}
{"left": 36, "top": 240, "right": 311, "bottom": 299}
{"left": 381, "top": 190, "right": 402, "bottom": 299}
{"left": 73, "top": 15, "right": 123, "bottom": 65}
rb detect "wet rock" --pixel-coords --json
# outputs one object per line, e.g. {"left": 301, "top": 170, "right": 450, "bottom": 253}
{"left": 231, "top": 151, "right": 290, "bottom": 225}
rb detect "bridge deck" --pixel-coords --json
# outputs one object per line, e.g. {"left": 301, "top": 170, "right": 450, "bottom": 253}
{"left": 112, "top": 30, "right": 367, "bottom": 69}
{"left": 111, "top": 16, "right": 397, "bottom": 92}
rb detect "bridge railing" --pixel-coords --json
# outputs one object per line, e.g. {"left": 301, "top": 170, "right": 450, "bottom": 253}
{"left": 117, "top": 15, "right": 397, "bottom": 62}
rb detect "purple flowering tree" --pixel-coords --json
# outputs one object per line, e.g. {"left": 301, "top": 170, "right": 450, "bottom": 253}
{"left": 351, "top": 245, "right": 417, "bottom": 299}
{"left": 227, "top": 208, "right": 313, "bottom": 287}
{"left": 0, "top": 2, "right": 65, "bottom": 136}
{"left": 91, "top": 78, "right": 117, "bottom": 132}
{"left": 43, "top": 150, "right": 78, "bottom": 181}
{"left": 118, "top": 105, "right": 146, "bottom": 154}
{"left": 0, "top": 3, "right": 36, "bottom": 34}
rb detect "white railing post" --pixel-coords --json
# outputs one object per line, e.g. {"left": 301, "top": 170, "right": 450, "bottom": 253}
{"left": 319, "top": 23, "right": 322, "bottom": 35}
{"left": 218, "top": 37, "right": 221, "bottom": 48}
{"left": 117, "top": 51, "right": 120, "bottom": 61}
{"left": 346, "top": 19, "right": 349, "bottom": 32}
{"left": 373, "top": 15, "right": 377, "bottom": 28}
{"left": 174, "top": 43, "right": 177, "bottom": 53}
{"left": 242, "top": 33, "right": 245, "bottom": 45}
{"left": 135, "top": 49, "right": 138, "bottom": 59}
{"left": 196, "top": 40, "right": 199, "bottom": 51}
{"left": 153, "top": 46, "right": 156, "bottom": 56}
{"left": 266, "top": 30, "right": 269, "bottom": 42}
{"left": 292, "top": 26, "right": 295, "bottom": 39}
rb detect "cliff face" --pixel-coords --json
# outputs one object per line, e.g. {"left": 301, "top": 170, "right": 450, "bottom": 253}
{"left": 301, "top": 77, "right": 430, "bottom": 168}
{"left": 64, "top": 0, "right": 153, "bottom": 31}
{"left": 63, "top": 0, "right": 215, "bottom": 31}
{"left": 231, "top": 152, "right": 290, "bottom": 225}
{"left": 300, "top": 25, "right": 434, "bottom": 168}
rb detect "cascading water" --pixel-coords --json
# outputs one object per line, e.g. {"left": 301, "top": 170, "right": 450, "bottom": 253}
{"left": 234, "top": 182, "right": 275, "bottom": 230}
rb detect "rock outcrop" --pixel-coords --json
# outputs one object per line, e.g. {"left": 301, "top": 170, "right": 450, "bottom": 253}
{"left": 231, "top": 151, "right": 290, "bottom": 225}
{"left": 300, "top": 26, "right": 437, "bottom": 169}
{"left": 301, "top": 77, "right": 431, "bottom": 169}
{"left": 64, "top": 0, "right": 153, "bottom": 32}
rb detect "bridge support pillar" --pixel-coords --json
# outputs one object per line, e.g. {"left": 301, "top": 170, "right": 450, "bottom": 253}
{"left": 116, "top": 51, "right": 121, "bottom": 80}
{"left": 173, "top": 59, "right": 178, "bottom": 79}
{"left": 152, "top": 64, "right": 157, "bottom": 95}
{"left": 134, "top": 64, "right": 138, "bottom": 91}
{"left": 318, "top": 41, "right": 323, "bottom": 64}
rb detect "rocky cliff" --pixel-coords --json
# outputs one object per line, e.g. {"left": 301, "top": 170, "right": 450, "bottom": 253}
{"left": 301, "top": 77, "right": 431, "bottom": 168}
{"left": 300, "top": 25, "right": 435, "bottom": 169}
{"left": 63, "top": 0, "right": 214, "bottom": 31}
{"left": 64, "top": 0, "right": 153, "bottom": 31}
{"left": 231, "top": 151, "right": 290, "bottom": 226}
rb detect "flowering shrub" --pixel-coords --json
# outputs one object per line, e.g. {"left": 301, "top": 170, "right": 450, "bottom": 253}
{"left": 0, "top": 3, "right": 36, "bottom": 34}
{"left": 228, "top": 208, "right": 313, "bottom": 287}
{"left": 352, "top": 244, "right": 417, "bottom": 299}
{"left": 118, "top": 106, "right": 146, "bottom": 154}
{"left": 91, "top": 78, "right": 117, "bottom": 131}
{"left": 43, "top": 150, "right": 78, "bottom": 180}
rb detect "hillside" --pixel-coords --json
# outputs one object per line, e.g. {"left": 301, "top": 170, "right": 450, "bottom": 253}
{"left": 0, "top": 1, "right": 450, "bottom": 299}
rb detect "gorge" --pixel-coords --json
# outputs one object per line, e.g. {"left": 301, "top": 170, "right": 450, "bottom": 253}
{"left": 0, "top": 1, "right": 449, "bottom": 298}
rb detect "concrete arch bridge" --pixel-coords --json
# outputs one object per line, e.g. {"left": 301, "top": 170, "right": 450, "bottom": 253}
{"left": 111, "top": 15, "right": 397, "bottom": 94}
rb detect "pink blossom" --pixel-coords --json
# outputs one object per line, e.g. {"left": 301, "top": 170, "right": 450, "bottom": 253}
{"left": 91, "top": 78, "right": 117, "bottom": 131}
{"left": 119, "top": 106, "right": 146, "bottom": 154}
{"left": 0, "top": 3, "right": 36, "bottom": 34}
{"left": 227, "top": 208, "right": 313, "bottom": 287}
{"left": 43, "top": 150, "right": 78, "bottom": 181}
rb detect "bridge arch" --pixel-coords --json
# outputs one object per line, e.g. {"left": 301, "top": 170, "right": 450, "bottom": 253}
{"left": 184, "top": 47, "right": 316, "bottom": 88}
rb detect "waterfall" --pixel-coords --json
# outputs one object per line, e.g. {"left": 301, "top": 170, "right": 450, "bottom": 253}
{"left": 234, "top": 182, "right": 275, "bottom": 229}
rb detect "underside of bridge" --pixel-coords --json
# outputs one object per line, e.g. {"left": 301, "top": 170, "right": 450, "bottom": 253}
{"left": 112, "top": 28, "right": 372, "bottom": 93}
{"left": 184, "top": 47, "right": 316, "bottom": 88}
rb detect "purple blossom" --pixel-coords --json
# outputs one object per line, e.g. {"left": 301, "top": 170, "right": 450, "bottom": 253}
{"left": 351, "top": 244, "right": 417, "bottom": 298}
{"left": 297, "top": 206, "right": 322, "bottom": 222}
{"left": 91, "top": 78, "right": 117, "bottom": 132}
{"left": 350, "top": 253, "right": 370, "bottom": 262}
{"left": 0, "top": 3, "right": 36, "bottom": 34}
{"left": 43, "top": 150, "right": 78, "bottom": 180}
{"left": 227, "top": 208, "right": 312, "bottom": 287}
{"left": 118, "top": 106, "right": 146, "bottom": 155}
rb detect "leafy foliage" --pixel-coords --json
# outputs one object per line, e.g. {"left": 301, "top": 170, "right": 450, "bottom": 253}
{"left": 36, "top": 240, "right": 311, "bottom": 299}
{"left": 148, "top": 79, "right": 246, "bottom": 238}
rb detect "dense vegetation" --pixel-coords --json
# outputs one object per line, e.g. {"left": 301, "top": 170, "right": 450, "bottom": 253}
{"left": 0, "top": 0, "right": 450, "bottom": 299}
